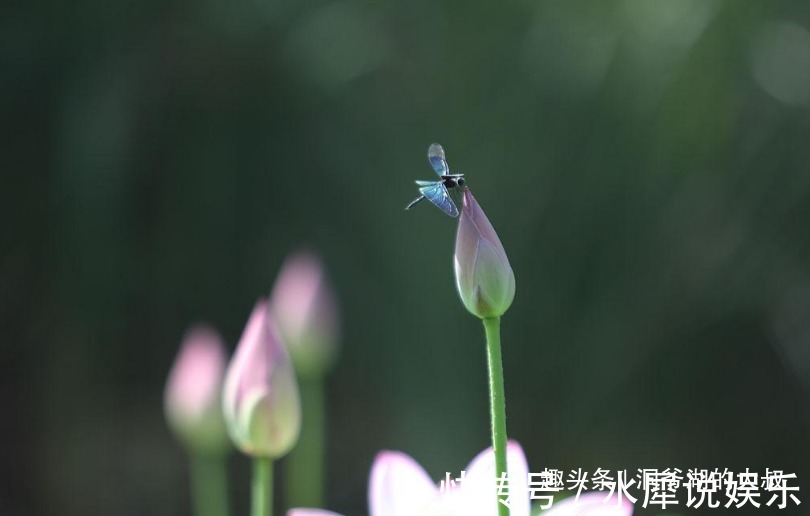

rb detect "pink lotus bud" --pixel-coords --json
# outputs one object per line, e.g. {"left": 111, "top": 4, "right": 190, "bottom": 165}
{"left": 269, "top": 251, "right": 340, "bottom": 378}
{"left": 222, "top": 300, "right": 301, "bottom": 458}
{"left": 164, "top": 325, "right": 230, "bottom": 454}
{"left": 454, "top": 189, "right": 515, "bottom": 319}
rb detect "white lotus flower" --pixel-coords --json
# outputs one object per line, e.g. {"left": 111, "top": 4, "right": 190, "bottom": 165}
{"left": 288, "top": 442, "right": 632, "bottom": 516}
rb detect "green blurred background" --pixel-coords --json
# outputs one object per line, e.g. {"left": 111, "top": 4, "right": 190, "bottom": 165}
{"left": 3, "top": 0, "right": 810, "bottom": 514}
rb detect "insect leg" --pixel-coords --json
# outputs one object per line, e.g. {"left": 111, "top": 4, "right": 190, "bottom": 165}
{"left": 405, "top": 195, "right": 426, "bottom": 210}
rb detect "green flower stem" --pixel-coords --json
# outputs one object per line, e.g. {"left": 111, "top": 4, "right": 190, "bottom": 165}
{"left": 190, "top": 453, "right": 230, "bottom": 516}
{"left": 286, "top": 376, "right": 326, "bottom": 508}
{"left": 252, "top": 457, "right": 273, "bottom": 516}
{"left": 483, "top": 316, "right": 509, "bottom": 516}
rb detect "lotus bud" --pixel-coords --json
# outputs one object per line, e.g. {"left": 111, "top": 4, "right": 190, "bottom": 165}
{"left": 222, "top": 300, "right": 301, "bottom": 458}
{"left": 269, "top": 251, "right": 340, "bottom": 378}
{"left": 454, "top": 189, "right": 515, "bottom": 319}
{"left": 164, "top": 325, "right": 231, "bottom": 455}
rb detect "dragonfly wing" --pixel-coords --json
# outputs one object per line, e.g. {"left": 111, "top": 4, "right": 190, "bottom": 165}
{"left": 427, "top": 143, "right": 449, "bottom": 177}
{"left": 419, "top": 182, "right": 458, "bottom": 217}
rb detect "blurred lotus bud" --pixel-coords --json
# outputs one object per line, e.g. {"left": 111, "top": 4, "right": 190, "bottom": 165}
{"left": 164, "top": 325, "right": 231, "bottom": 455}
{"left": 222, "top": 300, "right": 301, "bottom": 458}
{"left": 454, "top": 189, "right": 515, "bottom": 319}
{"left": 270, "top": 251, "right": 340, "bottom": 378}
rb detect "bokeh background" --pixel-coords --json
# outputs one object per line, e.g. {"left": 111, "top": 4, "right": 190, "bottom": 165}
{"left": 3, "top": 0, "right": 810, "bottom": 514}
